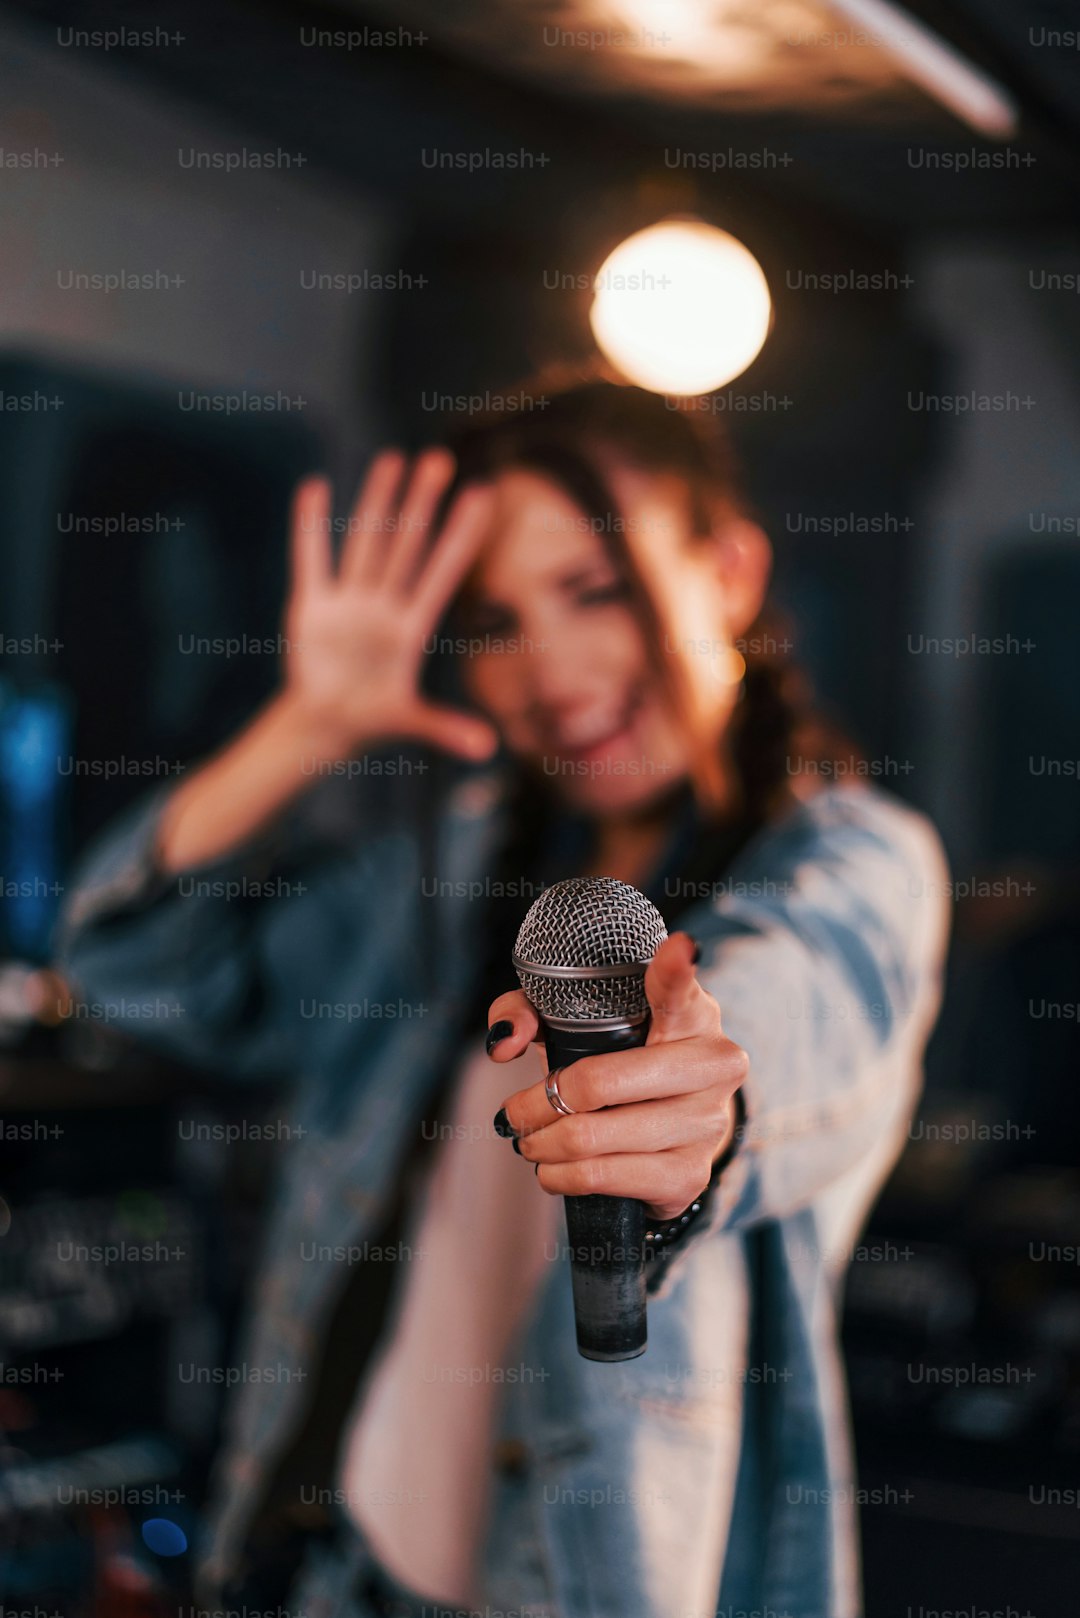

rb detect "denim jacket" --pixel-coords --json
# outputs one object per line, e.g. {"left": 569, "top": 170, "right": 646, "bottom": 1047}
{"left": 57, "top": 759, "right": 949, "bottom": 1618}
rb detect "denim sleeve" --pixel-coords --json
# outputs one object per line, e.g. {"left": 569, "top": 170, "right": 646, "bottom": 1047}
{"left": 672, "top": 788, "right": 950, "bottom": 1247}
{"left": 54, "top": 780, "right": 340, "bottom": 1081}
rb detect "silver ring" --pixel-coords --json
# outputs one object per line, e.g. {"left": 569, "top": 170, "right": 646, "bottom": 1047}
{"left": 545, "top": 1067, "right": 575, "bottom": 1117}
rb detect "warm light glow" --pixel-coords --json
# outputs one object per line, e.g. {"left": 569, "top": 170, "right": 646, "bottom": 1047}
{"left": 614, "top": 0, "right": 768, "bottom": 67}
{"left": 589, "top": 220, "right": 772, "bottom": 396}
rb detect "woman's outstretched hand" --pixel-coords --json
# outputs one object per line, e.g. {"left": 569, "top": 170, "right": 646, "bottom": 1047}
{"left": 284, "top": 449, "right": 499, "bottom": 761}
{"left": 487, "top": 932, "right": 747, "bottom": 1223}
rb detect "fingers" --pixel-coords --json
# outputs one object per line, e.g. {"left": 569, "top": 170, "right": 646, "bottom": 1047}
{"left": 484, "top": 989, "right": 543, "bottom": 1058}
{"left": 411, "top": 483, "right": 495, "bottom": 631}
{"left": 487, "top": 950, "right": 745, "bottom": 1219}
{"left": 514, "top": 1090, "right": 727, "bottom": 1164}
{"left": 334, "top": 450, "right": 493, "bottom": 632}
{"left": 644, "top": 932, "right": 722, "bottom": 1045}
{"left": 289, "top": 476, "right": 332, "bottom": 598}
{"left": 497, "top": 1032, "right": 744, "bottom": 1139}
{"left": 406, "top": 699, "right": 498, "bottom": 763}
{"left": 535, "top": 1147, "right": 716, "bottom": 1223}
{"left": 339, "top": 449, "right": 407, "bottom": 585}
{"left": 381, "top": 448, "right": 456, "bottom": 594}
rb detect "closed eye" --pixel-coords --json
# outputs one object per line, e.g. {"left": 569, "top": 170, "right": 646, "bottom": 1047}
{"left": 457, "top": 601, "right": 516, "bottom": 636}
{"left": 458, "top": 572, "right": 630, "bottom": 636}
{"left": 576, "top": 580, "right": 631, "bottom": 607}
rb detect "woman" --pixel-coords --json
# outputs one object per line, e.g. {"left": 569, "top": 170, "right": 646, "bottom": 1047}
{"left": 58, "top": 376, "right": 949, "bottom": 1618}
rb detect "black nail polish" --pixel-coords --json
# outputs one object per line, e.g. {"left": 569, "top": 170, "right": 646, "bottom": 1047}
{"left": 493, "top": 1107, "right": 518, "bottom": 1139}
{"left": 486, "top": 1019, "right": 514, "bottom": 1057}
{"left": 689, "top": 938, "right": 701, "bottom": 965}
{"left": 511, "top": 1136, "right": 522, "bottom": 1156}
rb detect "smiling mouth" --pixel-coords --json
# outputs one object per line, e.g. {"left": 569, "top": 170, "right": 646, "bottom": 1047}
{"left": 549, "top": 694, "right": 641, "bottom": 759}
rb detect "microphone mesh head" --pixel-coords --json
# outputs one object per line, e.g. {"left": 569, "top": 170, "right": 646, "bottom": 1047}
{"left": 513, "top": 876, "right": 667, "bottom": 1025}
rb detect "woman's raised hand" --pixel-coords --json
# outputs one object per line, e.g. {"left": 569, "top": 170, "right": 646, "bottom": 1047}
{"left": 283, "top": 449, "right": 499, "bottom": 761}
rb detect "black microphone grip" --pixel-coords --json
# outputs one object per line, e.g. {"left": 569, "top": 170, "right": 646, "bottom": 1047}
{"left": 541, "top": 1018, "right": 650, "bottom": 1361}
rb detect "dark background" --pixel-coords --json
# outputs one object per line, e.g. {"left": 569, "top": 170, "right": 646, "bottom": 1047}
{"left": 0, "top": 0, "right": 1078, "bottom": 1611}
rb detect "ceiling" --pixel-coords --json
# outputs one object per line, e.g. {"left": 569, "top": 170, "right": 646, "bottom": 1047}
{"left": 4, "top": 0, "right": 1080, "bottom": 232}
{"left": 346, "top": 0, "right": 985, "bottom": 124}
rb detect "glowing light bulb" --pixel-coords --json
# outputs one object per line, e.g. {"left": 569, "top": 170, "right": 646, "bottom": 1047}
{"left": 589, "top": 219, "right": 771, "bottom": 396}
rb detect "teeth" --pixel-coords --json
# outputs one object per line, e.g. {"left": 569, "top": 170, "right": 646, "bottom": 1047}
{"left": 556, "top": 710, "right": 629, "bottom": 749}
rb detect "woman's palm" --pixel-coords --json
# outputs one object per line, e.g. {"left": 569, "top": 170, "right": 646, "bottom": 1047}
{"left": 283, "top": 450, "right": 497, "bottom": 760}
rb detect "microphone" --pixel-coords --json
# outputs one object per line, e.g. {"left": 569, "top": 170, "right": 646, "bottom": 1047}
{"left": 512, "top": 876, "right": 667, "bottom": 1362}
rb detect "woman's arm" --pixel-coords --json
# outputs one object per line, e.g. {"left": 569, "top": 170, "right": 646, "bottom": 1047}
{"left": 156, "top": 451, "right": 496, "bottom": 875}
{"left": 153, "top": 689, "right": 352, "bottom": 876}
{"left": 698, "top": 787, "right": 950, "bottom": 1232}
{"left": 56, "top": 451, "right": 498, "bottom": 1076}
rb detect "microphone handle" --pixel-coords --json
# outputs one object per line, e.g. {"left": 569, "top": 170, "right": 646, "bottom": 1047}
{"left": 541, "top": 1019, "right": 650, "bottom": 1362}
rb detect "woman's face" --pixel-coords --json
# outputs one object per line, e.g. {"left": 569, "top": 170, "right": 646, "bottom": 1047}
{"left": 455, "top": 466, "right": 762, "bottom": 818}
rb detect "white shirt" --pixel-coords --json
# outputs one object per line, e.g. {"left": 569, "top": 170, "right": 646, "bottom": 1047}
{"left": 337, "top": 1034, "right": 561, "bottom": 1603}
